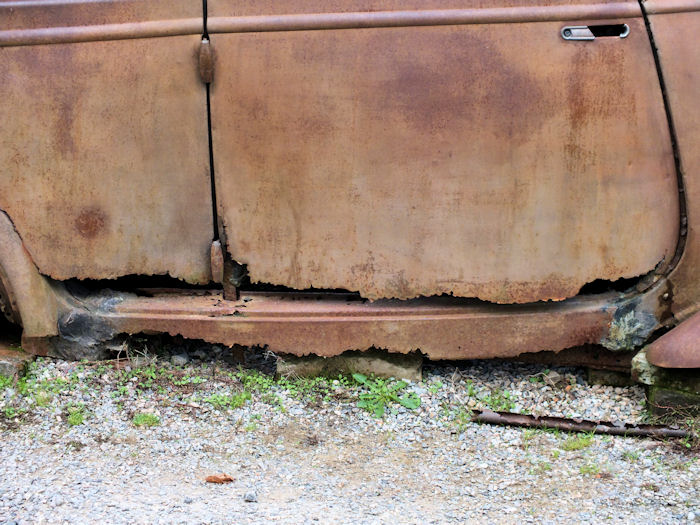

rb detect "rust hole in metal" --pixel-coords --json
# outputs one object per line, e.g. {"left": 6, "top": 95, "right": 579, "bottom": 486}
{"left": 577, "top": 276, "right": 640, "bottom": 296}
{"left": 64, "top": 275, "right": 217, "bottom": 297}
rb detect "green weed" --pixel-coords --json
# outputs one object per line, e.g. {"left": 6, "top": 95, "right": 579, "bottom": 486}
{"left": 205, "top": 391, "right": 251, "bottom": 410}
{"left": 521, "top": 429, "right": 538, "bottom": 450}
{"left": 483, "top": 389, "right": 516, "bottom": 412}
{"left": 3, "top": 406, "right": 25, "bottom": 419}
{"left": 66, "top": 403, "right": 85, "bottom": 426}
{"left": 622, "top": 450, "right": 640, "bottom": 462}
{"left": 530, "top": 460, "right": 552, "bottom": 475}
{"left": 465, "top": 380, "right": 477, "bottom": 398}
{"left": 561, "top": 432, "right": 595, "bottom": 451}
{"left": 132, "top": 413, "right": 160, "bottom": 427}
{"left": 579, "top": 463, "right": 601, "bottom": 476}
{"left": 453, "top": 407, "right": 472, "bottom": 433}
{"left": 0, "top": 375, "right": 12, "bottom": 390}
{"left": 428, "top": 381, "right": 444, "bottom": 395}
{"left": 352, "top": 373, "right": 421, "bottom": 418}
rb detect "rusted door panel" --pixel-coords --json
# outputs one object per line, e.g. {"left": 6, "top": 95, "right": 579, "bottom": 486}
{"left": 645, "top": 3, "right": 700, "bottom": 321}
{"left": 208, "top": 4, "right": 678, "bottom": 303}
{"left": 0, "top": 3, "right": 213, "bottom": 284}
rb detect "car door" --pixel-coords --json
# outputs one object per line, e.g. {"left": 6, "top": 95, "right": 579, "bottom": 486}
{"left": 0, "top": 0, "right": 214, "bottom": 284}
{"left": 207, "top": 0, "right": 679, "bottom": 303}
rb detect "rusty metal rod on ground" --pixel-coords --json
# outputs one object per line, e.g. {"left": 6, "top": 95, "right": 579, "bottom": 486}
{"left": 471, "top": 409, "right": 690, "bottom": 439}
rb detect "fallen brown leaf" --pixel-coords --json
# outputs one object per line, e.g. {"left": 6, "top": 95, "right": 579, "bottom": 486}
{"left": 205, "top": 473, "right": 234, "bottom": 484}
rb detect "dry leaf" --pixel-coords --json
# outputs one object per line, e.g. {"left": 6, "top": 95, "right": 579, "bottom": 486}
{"left": 205, "top": 473, "right": 234, "bottom": 484}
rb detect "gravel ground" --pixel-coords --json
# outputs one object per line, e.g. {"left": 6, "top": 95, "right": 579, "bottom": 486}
{"left": 0, "top": 348, "right": 698, "bottom": 524}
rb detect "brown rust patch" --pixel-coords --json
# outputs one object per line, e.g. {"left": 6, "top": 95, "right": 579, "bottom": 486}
{"left": 74, "top": 208, "right": 107, "bottom": 238}
{"left": 370, "top": 29, "right": 554, "bottom": 144}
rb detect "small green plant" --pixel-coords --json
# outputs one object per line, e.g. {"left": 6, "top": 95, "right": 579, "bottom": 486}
{"left": 173, "top": 374, "right": 206, "bottom": 386}
{"left": 579, "top": 463, "right": 601, "bottom": 476}
{"left": 622, "top": 450, "right": 640, "bottom": 462}
{"left": 66, "top": 404, "right": 85, "bottom": 426}
{"left": 530, "top": 460, "right": 552, "bottom": 475}
{"left": 483, "top": 389, "right": 516, "bottom": 412}
{"left": 3, "top": 406, "right": 24, "bottom": 419}
{"left": 465, "top": 380, "right": 477, "bottom": 398}
{"left": 521, "top": 429, "right": 538, "bottom": 450}
{"left": 428, "top": 381, "right": 444, "bottom": 395}
{"left": 453, "top": 407, "right": 472, "bottom": 433}
{"left": 260, "top": 391, "right": 285, "bottom": 409}
{"left": 0, "top": 374, "right": 12, "bottom": 390}
{"left": 33, "top": 391, "right": 51, "bottom": 408}
{"left": 561, "top": 432, "right": 595, "bottom": 451}
{"left": 205, "top": 391, "right": 251, "bottom": 410}
{"left": 244, "top": 422, "right": 258, "bottom": 432}
{"left": 67, "top": 411, "right": 84, "bottom": 426}
{"left": 551, "top": 449, "right": 561, "bottom": 459}
{"left": 352, "top": 373, "right": 421, "bottom": 418}
{"left": 680, "top": 435, "right": 694, "bottom": 450}
{"left": 236, "top": 368, "right": 275, "bottom": 393}
{"left": 132, "top": 413, "right": 160, "bottom": 427}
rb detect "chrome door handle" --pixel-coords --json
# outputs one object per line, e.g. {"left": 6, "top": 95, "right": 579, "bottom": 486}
{"left": 561, "top": 24, "right": 630, "bottom": 41}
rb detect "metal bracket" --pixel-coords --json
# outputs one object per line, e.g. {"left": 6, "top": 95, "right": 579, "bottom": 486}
{"left": 199, "top": 38, "right": 214, "bottom": 84}
{"left": 210, "top": 240, "right": 224, "bottom": 284}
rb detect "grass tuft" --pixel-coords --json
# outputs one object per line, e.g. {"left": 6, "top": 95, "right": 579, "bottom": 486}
{"left": 132, "top": 413, "right": 160, "bottom": 427}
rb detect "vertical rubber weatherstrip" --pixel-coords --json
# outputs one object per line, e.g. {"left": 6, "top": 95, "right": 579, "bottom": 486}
{"left": 638, "top": 0, "right": 688, "bottom": 274}
{"left": 203, "top": 0, "right": 220, "bottom": 242}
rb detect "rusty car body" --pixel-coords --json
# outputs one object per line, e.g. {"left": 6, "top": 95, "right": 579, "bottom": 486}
{"left": 0, "top": 0, "right": 697, "bottom": 367}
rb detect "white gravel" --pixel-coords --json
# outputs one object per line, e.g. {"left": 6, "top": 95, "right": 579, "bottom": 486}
{"left": 0, "top": 354, "right": 698, "bottom": 524}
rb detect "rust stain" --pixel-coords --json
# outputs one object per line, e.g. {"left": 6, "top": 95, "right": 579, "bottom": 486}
{"left": 370, "top": 30, "right": 553, "bottom": 143}
{"left": 74, "top": 208, "right": 107, "bottom": 238}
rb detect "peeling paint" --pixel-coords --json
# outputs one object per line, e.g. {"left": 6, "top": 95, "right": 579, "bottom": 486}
{"left": 601, "top": 301, "right": 658, "bottom": 351}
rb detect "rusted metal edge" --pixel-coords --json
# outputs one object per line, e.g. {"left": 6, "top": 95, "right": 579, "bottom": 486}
{"left": 207, "top": 3, "right": 641, "bottom": 34}
{"left": 644, "top": 0, "right": 700, "bottom": 15}
{"left": 472, "top": 409, "right": 690, "bottom": 438}
{"left": 0, "top": 18, "right": 203, "bottom": 47}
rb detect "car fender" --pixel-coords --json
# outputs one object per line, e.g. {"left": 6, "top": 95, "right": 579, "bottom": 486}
{"left": 0, "top": 210, "right": 62, "bottom": 338}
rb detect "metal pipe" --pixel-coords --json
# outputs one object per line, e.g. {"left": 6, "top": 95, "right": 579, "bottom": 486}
{"left": 472, "top": 409, "right": 690, "bottom": 439}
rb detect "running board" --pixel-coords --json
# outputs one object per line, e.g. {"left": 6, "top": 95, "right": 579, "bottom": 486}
{"left": 95, "top": 290, "right": 619, "bottom": 360}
